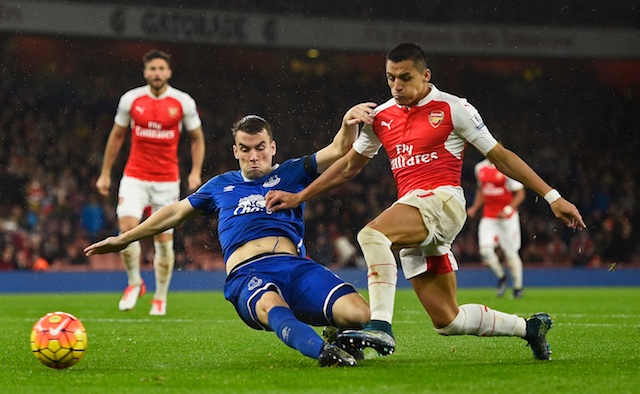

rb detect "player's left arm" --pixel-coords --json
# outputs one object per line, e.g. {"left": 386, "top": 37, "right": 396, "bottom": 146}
{"left": 187, "top": 126, "right": 205, "bottom": 191}
{"left": 486, "top": 143, "right": 586, "bottom": 229}
{"left": 315, "top": 102, "right": 376, "bottom": 172}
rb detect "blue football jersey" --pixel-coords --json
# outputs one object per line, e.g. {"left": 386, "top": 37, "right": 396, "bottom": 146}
{"left": 187, "top": 155, "right": 318, "bottom": 263}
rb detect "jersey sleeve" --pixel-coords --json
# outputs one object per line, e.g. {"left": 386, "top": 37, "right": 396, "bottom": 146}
{"left": 352, "top": 123, "right": 382, "bottom": 158}
{"left": 113, "top": 92, "right": 133, "bottom": 128}
{"left": 451, "top": 100, "right": 498, "bottom": 156}
{"left": 180, "top": 94, "right": 202, "bottom": 132}
{"left": 187, "top": 177, "right": 218, "bottom": 214}
{"left": 505, "top": 176, "right": 525, "bottom": 191}
{"left": 304, "top": 154, "right": 319, "bottom": 177}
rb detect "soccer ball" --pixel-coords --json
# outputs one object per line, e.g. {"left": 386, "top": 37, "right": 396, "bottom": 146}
{"left": 30, "top": 311, "right": 88, "bottom": 369}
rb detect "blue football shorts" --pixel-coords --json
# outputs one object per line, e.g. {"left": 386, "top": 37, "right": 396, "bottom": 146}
{"left": 224, "top": 253, "right": 357, "bottom": 330}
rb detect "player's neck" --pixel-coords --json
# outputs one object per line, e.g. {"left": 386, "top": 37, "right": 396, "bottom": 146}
{"left": 149, "top": 84, "right": 169, "bottom": 97}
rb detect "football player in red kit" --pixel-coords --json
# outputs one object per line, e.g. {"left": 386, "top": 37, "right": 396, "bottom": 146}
{"left": 96, "top": 49, "right": 205, "bottom": 316}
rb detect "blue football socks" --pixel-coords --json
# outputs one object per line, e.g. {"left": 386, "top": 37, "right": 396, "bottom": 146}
{"left": 268, "top": 306, "right": 324, "bottom": 359}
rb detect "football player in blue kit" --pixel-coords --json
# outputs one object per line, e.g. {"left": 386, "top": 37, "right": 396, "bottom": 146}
{"left": 85, "top": 103, "right": 378, "bottom": 367}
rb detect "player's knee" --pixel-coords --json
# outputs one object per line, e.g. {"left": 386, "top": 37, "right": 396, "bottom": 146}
{"left": 503, "top": 250, "right": 522, "bottom": 264}
{"left": 345, "top": 299, "right": 371, "bottom": 327}
{"left": 357, "top": 226, "right": 391, "bottom": 248}
{"left": 479, "top": 246, "right": 497, "bottom": 263}
{"left": 256, "top": 291, "right": 288, "bottom": 314}
{"left": 154, "top": 240, "right": 174, "bottom": 260}
{"left": 332, "top": 293, "right": 370, "bottom": 328}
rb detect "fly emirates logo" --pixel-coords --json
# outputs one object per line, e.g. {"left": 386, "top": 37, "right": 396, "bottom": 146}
{"left": 134, "top": 121, "right": 175, "bottom": 139}
{"left": 390, "top": 143, "right": 438, "bottom": 171}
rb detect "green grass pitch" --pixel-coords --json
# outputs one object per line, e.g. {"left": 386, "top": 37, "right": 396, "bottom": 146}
{"left": 1, "top": 287, "right": 638, "bottom": 393}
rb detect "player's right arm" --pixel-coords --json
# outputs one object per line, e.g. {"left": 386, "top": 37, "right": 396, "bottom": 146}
{"left": 266, "top": 102, "right": 376, "bottom": 211}
{"left": 84, "top": 199, "right": 201, "bottom": 256}
{"left": 95, "top": 123, "right": 128, "bottom": 196}
{"left": 314, "top": 102, "right": 375, "bottom": 173}
{"left": 266, "top": 148, "right": 370, "bottom": 211}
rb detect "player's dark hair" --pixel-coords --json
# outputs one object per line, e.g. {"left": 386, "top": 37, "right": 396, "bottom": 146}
{"left": 386, "top": 43, "right": 428, "bottom": 70}
{"left": 143, "top": 49, "right": 172, "bottom": 68}
{"left": 232, "top": 115, "right": 273, "bottom": 140}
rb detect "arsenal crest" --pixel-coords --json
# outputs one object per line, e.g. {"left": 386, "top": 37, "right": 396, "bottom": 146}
{"left": 168, "top": 107, "right": 179, "bottom": 118}
{"left": 429, "top": 110, "right": 444, "bottom": 128}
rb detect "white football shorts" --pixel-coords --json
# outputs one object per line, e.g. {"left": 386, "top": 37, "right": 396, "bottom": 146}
{"left": 478, "top": 212, "right": 522, "bottom": 253}
{"left": 394, "top": 188, "right": 467, "bottom": 279}
{"left": 116, "top": 175, "right": 180, "bottom": 234}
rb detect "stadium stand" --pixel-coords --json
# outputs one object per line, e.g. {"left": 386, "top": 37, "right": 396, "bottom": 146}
{"left": 0, "top": 3, "right": 638, "bottom": 272}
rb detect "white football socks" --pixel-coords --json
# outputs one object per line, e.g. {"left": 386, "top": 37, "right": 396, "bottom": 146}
{"left": 504, "top": 250, "right": 524, "bottom": 289}
{"left": 435, "top": 304, "right": 526, "bottom": 337}
{"left": 357, "top": 227, "right": 397, "bottom": 324}
{"left": 153, "top": 239, "right": 175, "bottom": 301}
{"left": 119, "top": 241, "right": 142, "bottom": 286}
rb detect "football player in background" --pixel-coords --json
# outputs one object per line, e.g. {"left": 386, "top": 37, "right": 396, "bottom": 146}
{"left": 95, "top": 50, "right": 205, "bottom": 316}
{"left": 467, "top": 158, "right": 526, "bottom": 298}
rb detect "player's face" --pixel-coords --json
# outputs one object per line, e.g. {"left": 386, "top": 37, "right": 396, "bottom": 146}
{"left": 386, "top": 60, "right": 431, "bottom": 106}
{"left": 143, "top": 58, "right": 172, "bottom": 93}
{"left": 233, "top": 130, "right": 276, "bottom": 180}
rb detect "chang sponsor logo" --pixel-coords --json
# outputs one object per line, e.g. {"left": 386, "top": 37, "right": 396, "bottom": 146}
{"left": 233, "top": 194, "right": 269, "bottom": 215}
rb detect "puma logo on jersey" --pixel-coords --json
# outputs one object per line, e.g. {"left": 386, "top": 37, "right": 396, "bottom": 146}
{"left": 135, "top": 106, "right": 145, "bottom": 114}
{"left": 380, "top": 119, "right": 394, "bottom": 130}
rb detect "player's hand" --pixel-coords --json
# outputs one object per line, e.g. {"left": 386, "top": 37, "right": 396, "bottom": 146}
{"left": 343, "top": 102, "right": 377, "bottom": 126}
{"left": 265, "top": 190, "right": 302, "bottom": 212}
{"left": 84, "top": 236, "right": 129, "bottom": 256}
{"left": 187, "top": 172, "right": 202, "bottom": 192}
{"left": 466, "top": 206, "right": 478, "bottom": 218}
{"left": 95, "top": 175, "right": 111, "bottom": 196}
{"left": 550, "top": 198, "right": 587, "bottom": 230}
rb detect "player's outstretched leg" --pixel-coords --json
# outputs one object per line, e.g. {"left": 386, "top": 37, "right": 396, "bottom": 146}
{"left": 336, "top": 320, "right": 396, "bottom": 356}
{"left": 267, "top": 306, "right": 357, "bottom": 367}
{"left": 524, "top": 312, "right": 553, "bottom": 360}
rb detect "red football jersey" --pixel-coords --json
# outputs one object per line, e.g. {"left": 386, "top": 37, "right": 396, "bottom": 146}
{"left": 114, "top": 85, "right": 202, "bottom": 182}
{"left": 474, "top": 159, "right": 524, "bottom": 218}
{"left": 354, "top": 84, "right": 498, "bottom": 201}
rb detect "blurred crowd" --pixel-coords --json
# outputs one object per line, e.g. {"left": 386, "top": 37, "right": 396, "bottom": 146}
{"left": 0, "top": 33, "right": 638, "bottom": 272}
